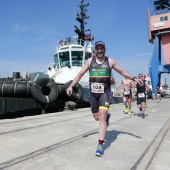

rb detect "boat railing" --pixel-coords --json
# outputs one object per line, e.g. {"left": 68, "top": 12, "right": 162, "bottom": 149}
{"left": 48, "top": 63, "right": 60, "bottom": 71}
{"left": 55, "top": 36, "right": 86, "bottom": 50}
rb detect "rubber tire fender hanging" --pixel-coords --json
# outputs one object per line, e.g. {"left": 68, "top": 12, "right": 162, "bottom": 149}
{"left": 64, "top": 80, "right": 84, "bottom": 102}
{"left": 31, "top": 78, "right": 59, "bottom": 104}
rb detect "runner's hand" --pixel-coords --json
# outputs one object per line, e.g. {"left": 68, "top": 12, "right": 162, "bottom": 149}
{"left": 135, "top": 78, "right": 143, "bottom": 85}
{"left": 66, "top": 86, "right": 73, "bottom": 96}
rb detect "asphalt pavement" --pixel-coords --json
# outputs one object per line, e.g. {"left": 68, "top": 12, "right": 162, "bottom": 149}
{"left": 0, "top": 98, "right": 169, "bottom": 170}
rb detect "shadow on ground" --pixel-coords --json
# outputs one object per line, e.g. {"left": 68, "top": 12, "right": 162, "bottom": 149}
{"left": 104, "top": 130, "right": 142, "bottom": 150}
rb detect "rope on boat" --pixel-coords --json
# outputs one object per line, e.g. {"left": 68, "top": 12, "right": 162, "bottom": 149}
{"left": 1, "top": 82, "right": 5, "bottom": 97}
{"left": 40, "top": 96, "right": 49, "bottom": 114}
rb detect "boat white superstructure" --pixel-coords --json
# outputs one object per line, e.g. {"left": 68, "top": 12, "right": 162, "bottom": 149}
{"left": 47, "top": 36, "right": 93, "bottom": 88}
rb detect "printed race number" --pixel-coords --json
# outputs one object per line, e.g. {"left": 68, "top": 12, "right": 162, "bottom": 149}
{"left": 138, "top": 93, "right": 145, "bottom": 98}
{"left": 124, "top": 91, "right": 130, "bottom": 95}
{"left": 91, "top": 83, "right": 104, "bottom": 93}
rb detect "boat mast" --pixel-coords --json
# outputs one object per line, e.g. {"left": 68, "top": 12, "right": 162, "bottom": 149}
{"left": 74, "top": 0, "right": 90, "bottom": 46}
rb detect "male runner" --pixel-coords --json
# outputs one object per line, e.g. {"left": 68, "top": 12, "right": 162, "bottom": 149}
{"left": 66, "top": 41, "right": 142, "bottom": 156}
{"left": 135, "top": 73, "right": 149, "bottom": 118}
{"left": 121, "top": 78, "right": 134, "bottom": 114}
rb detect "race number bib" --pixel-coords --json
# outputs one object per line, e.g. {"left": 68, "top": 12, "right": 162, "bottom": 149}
{"left": 124, "top": 91, "right": 130, "bottom": 95}
{"left": 91, "top": 83, "right": 104, "bottom": 93}
{"left": 138, "top": 93, "right": 145, "bottom": 98}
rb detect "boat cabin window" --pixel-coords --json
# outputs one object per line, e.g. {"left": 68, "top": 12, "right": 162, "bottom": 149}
{"left": 57, "top": 51, "right": 90, "bottom": 67}
{"left": 54, "top": 54, "right": 59, "bottom": 64}
{"left": 59, "top": 51, "right": 70, "bottom": 67}
{"left": 85, "top": 52, "right": 89, "bottom": 62}
{"left": 71, "top": 51, "right": 83, "bottom": 66}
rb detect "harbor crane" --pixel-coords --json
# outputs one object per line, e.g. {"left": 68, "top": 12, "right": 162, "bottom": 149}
{"left": 148, "top": 0, "right": 170, "bottom": 91}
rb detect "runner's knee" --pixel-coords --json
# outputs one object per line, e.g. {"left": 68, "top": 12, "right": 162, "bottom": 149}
{"left": 98, "top": 111, "right": 107, "bottom": 121}
{"left": 93, "top": 113, "right": 99, "bottom": 121}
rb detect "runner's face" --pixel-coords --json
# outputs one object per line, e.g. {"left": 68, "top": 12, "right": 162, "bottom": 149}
{"left": 138, "top": 74, "right": 143, "bottom": 85}
{"left": 138, "top": 75, "right": 143, "bottom": 80}
{"left": 95, "top": 45, "right": 105, "bottom": 58}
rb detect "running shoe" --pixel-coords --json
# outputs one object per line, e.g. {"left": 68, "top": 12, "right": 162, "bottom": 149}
{"left": 128, "top": 110, "right": 131, "bottom": 114}
{"left": 106, "top": 113, "right": 111, "bottom": 126}
{"left": 103, "top": 140, "right": 106, "bottom": 145}
{"left": 95, "top": 144, "right": 104, "bottom": 157}
{"left": 125, "top": 107, "right": 129, "bottom": 113}
{"left": 142, "top": 113, "right": 145, "bottom": 119}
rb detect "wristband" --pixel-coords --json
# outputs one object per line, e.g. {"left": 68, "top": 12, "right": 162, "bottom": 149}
{"left": 132, "top": 77, "right": 137, "bottom": 81}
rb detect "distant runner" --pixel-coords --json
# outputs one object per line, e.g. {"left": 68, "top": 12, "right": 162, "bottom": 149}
{"left": 120, "top": 78, "right": 135, "bottom": 114}
{"left": 135, "top": 73, "right": 149, "bottom": 118}
{"left": 156, "top": 86, "right": 161, "bottom": 102}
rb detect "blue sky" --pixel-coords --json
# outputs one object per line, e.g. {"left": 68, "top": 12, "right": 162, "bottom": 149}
{"left": 0, "top": 0, "right": 169, "bottom": 85}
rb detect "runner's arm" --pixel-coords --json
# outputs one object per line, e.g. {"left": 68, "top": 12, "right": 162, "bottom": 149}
{"left": 108, "top": 58, "right": 142, "bottom": 84}
{"left": 69, "top": 59, "right": 90, "bottom": 87}
{"left": 66, "top": 58, "right": 90, "bottom": 96}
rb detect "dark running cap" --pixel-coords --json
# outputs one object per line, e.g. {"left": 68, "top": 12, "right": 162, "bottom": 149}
{"left": 95, "top": 41, "right": 105, "bottom": 48}
{"left": 138, "top": 73, "right": 143, "bottom": 76}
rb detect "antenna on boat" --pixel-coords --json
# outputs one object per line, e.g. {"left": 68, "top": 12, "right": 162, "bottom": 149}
{"left": 74, "top": 0, "right": 91, "bottom": 46}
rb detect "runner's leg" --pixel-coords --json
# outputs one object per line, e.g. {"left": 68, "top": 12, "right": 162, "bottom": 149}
{"left": 123, "top": 96, "right": 129, "bottom": 113}
{"left": 127, "top": 97, "right": 132, "bottom": 114}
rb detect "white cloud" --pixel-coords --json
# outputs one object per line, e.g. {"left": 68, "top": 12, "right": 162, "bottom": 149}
{"left": 136, "top": 53, "right": 152, "bottom": 57}
{"left": 12, "top": 22, "right": 33, "bottom": 32}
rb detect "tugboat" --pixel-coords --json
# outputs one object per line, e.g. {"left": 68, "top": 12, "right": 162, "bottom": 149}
{"left": 47, "top": 0, "right": 93, "bottom": 108}
{"left": 46, "top": 0, "right": 93, "bottom": 109}
{"left": 0, "top": 0, "right": 120, "bottom": 116}
{"left": 0, "top": 0, "right": 93, "bottom": 115}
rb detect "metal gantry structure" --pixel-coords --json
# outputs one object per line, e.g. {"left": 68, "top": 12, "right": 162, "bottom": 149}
{"left": 148, "top": 0, "right": 170, "bottom": 91}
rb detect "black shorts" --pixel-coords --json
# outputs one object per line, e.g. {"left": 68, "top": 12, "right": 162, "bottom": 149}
{"left": 137, "top": 95, "right": 146, "bottom": 105}
{"left": 123, "top": 93, "right": 132, "bottom": 99}
{"left": 90, "top": 89, "right": 111, "bottom": 113}
{"left": 122, "top": 90, "right": 132, "bottom": 99}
